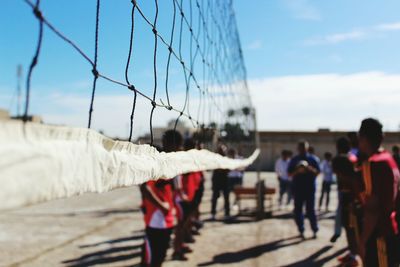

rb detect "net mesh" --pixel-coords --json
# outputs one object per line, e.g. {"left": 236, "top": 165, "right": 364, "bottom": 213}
{"left": 0, "top": 0, "right": 260, "bottom": 209}
{"left": 20, "top": 0, "right": 255, "bottom": 147}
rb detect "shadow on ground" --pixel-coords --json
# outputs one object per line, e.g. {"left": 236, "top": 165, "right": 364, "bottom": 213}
{"left": 280, "top": 246, "right": 347, "bottom": 267}
{"left": 272, "top": 211, "right": 335, "bottom": 221}
{"left": 197, "top": 236, "right": 303, "bottom": 266}
{"left": 65, "top": 208, "right": 141, "bottom": 218}
{"left": 317, "top": 212, "right": 335, "bottom": 221}
{"left": 79, "top": 232, "right": 144, "bottom": 249}
{"left": 62, "top": 232, "right": 144, "bottom": 267}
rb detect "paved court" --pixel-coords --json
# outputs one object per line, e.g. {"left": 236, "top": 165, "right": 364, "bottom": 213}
{"left": 0, "top": 172, "right": 350, "bottom": 267}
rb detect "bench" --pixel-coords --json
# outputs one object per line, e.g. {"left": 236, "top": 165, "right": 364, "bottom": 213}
{"left": 233, "top": 185, "right": 276, "bottom": 218}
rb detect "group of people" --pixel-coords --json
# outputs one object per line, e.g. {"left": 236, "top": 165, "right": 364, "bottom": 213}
{"left": 275, "top": 118, "right": 400, "bottom": 267}
{"left": 139, "top": 130, "right": 243, "bottom": 267}
{"left": 331, "top": 120, "right": 400, "bottom": 267}
{"left": 140, "top": 130, "right": 205, "bottom": 266}
{"left": 140, "top": 118, "right": 400, "bottom": 267}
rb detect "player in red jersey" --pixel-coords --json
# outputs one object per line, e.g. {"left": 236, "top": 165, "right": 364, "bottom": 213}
{"left": 172, "top": 138, "right": 203, "bottom": 260}
{"left": 190, "top": 140, "right": 206, "bottom": 232}
{"left": 358, "top": 118, "right": 400, "bottom": 267}
{"left": 183, "top": 170, "right": 203, "bottom": 235}
{"left": 141, "top": 130, "right": 183, "bottom": 267}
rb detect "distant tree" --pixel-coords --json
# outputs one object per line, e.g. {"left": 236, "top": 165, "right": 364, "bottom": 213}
{"left": 222, "top": 122, "right": 247, "bottom": 142}
{"left": 242, "top": 106, "right": 251, "bottom": 117}
{"left": 193, "top": 123, "right": 215, "bottom": 143}
{"left": 209, "top": 122, "right": 217, "bottom": 129}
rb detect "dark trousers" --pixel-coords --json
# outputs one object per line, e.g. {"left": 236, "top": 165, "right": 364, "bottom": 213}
{"left": 364, "top": 232, "right": 399, "bottom": 267}
{"left": 211, "top": 180, "right": 230, "bottom": 217}
{"left": 293, "top": 186, "right": 318, "bottom": 233}
{"left": 341, "top": 194, "right": 358, "bottom": 255}
{"left": 279, "top": 178, "right": 292, "bottom": 205}
{"left": 319, "top": 181, "right": 332, "bottom": 209}
{"left": 142, "top": 227, "right": 172, "bottom": 266}
{"left": 229, "top": 177, "right": 243, "bottom": 191}
{"left": 193, "top": 180, "right": 204, "bottom": 208}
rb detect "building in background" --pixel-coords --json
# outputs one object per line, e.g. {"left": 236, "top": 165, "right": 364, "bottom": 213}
{"left": 0, "top": 108, "right": 42, "bottom": 123}
{"left": 253, "top": 129, "right": 400, "bottom": 171}
{"left": 0, "top": 109, "right": 10, "bottom": 120}
{"left": 137, "top": 123, "right": 400, "bottom": 171}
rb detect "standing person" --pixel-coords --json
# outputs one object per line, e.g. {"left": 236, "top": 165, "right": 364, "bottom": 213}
{"left": 288, "top": 141, "right": 320, "bottom": 239}
{"left": 319, "top": 152, "right": 334, "bottom": 211}
{"left": 184, "top": 139, "right": 204, "bottom": 233}
{"left": 347, "top": 132, "right": 359, "bottom": 157}
{"left": 227, "top": 148, "right": 245, "bottom": 210}
{"left": 192, "top": 142, "right": 205, "bottom": 232}
{"left": 331, "top": 137, "right": 360, "bottom": 267}
{"left": 191, "top": 170, "right": 205, "bottom": 232}
{"left": 275, "top": 150, "right": 292, "bottom": 207}
{"left": 173, "top": 171, "right": 198, "bottom": 260}
{"left": 227, "top": 148, "right": 244, "bottom": 190}
{"left": 357, "top": 118, "right": 400, "bottom": 267}
{"left": 211, "top": 144, "right": 230, "bottom": 220}
{"left": 308, "top": 146, "right": 321, "bottom": 165}
{"left": 140, "top": 130, "right": 182, "bottom": 267}
{"left": 172, "top": 138, "right": 201, "bottom": 261}
{"left": 392, "top": 145, "right": 400, "bottom": 168}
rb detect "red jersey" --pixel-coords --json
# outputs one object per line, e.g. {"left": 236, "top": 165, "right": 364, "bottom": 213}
{"left": 174, "top": 172, "right": 201, "bottom": 202}
{"left": 361, "top": 150, "right": 399, "bottom": 236}
{"left": 142, "top": 180, "right": 174, "bottom": 229}
{"left": 182, "top": 172, "right": 203, "bottom": 202}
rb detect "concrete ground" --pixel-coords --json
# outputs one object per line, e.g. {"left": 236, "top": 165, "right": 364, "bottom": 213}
{"left": 0, "top": 172, "right": 351, "bottom": 267}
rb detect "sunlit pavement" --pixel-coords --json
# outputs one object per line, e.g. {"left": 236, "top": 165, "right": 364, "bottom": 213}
{"left": 0, "top": 172, "right": 350, "bottom": 267}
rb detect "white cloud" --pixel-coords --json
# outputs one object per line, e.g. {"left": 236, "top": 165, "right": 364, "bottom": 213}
{"left": 304, "top": 30, "right": 366, "bottom": 45}
{"left": 304, "top": 21, "right": 400, "bottom": 46}
{"left": 246, "top": 40, "right": 263, "bottom": 51}
{"left": 248, "top": 71, "right": 400, "bottom": 131}
{"left": 3, "top": 72, "right": 400, "bottom": 136}
{"left": 321, "top": 31, "right": 365, "bottom": 43}
{"left": 41, "top": 93, "right": 190, "bottom": 139}
{"left": 376, "top": 22, "right": 400, "bottom": 31}
{"left": 1, "top": 80, "right": 251, "bottom": 139}
{"left": 282, "top": 0, "right": 321, "bottom": 21}
{"left": 27, "top": 90, "right": 225, "bottom": 139}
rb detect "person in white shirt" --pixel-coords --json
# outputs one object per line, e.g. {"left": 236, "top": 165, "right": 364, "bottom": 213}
{"left": 319, "top": 152, "right": 334, "bottom": 211}
{"left": 275, "top": 150, "right": 292, "bottom": 207}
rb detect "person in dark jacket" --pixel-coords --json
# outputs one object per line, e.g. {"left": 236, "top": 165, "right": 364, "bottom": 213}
{"left": 211, "top": 144, "right": 230, "bottom": 220}
{"left": 288, "top": 140, "right": 320, "bottom": 239}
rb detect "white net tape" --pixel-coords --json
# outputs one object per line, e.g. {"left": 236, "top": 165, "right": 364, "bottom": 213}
{"left": 0, "top": 120, "right": 259, "bottom": 210}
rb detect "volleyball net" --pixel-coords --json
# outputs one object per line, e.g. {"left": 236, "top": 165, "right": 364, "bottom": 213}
{"left": 0, "top": 0, "right": 259, "bottom": 209}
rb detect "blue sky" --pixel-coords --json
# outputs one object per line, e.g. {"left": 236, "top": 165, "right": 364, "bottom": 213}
{"left": 235, "top": 0, "right": 400, "bottom": 77}
{"left": 2, "top": 0, "right": 400, "bottom": 137}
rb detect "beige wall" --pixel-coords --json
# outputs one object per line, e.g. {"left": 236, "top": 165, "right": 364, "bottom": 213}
{"left": 254, "top": 131, "right": 400, "bottom": 171}
{"left": 0, "top": 109, "right": 10, "bottom": 120}
{"left": 136, "top": 128, "right": 400, "bottom": 171}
